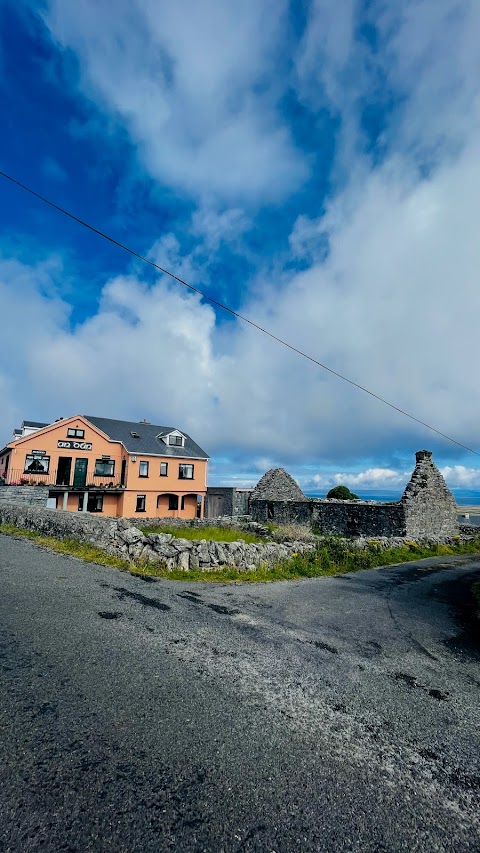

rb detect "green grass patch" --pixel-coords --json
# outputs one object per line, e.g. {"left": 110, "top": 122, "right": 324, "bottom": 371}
{"left": 139, "top": 525, "right": 264, "bottom": 544}
{"left": 0, "top": 523, "right": 131, "bottom": 571}
{"left": 1, "top": 523, "right": 480, "bottom": 584}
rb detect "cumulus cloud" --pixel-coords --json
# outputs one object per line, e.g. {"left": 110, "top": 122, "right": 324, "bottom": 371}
{"left": 309, "top": 468, "right": 409, "bottom": 490}
{"left": 41, "top": 0, "right": 306, "bottom": 201}
{"left": 2, "top": 0, "right": 480, "bottom": 485}
{"left": 440, "top": 466, "right": 480, "bottom": 489}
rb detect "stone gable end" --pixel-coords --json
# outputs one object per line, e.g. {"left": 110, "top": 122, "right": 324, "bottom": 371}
{"left": 401, "top": 450, "right": 458, "bottom": 538}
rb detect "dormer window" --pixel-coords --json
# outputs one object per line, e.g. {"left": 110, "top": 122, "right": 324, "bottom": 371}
{"left": 159, "top": 430, "right": 185, "bottom": 447}
{"left": 168, "top": 435, "right": 183, "bottom": 446}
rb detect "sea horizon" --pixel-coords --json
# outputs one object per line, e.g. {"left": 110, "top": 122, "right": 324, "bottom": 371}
{"left": 305, "top": 488, "right": 480, "bottom": 505}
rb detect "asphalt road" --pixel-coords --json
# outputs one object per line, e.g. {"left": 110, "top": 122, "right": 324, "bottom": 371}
{"left": 0, "top": 534, "right": 479, "bottom": 852}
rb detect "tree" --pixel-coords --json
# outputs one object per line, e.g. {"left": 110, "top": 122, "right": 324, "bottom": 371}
{"left": 326, "top": 485, "right": 359, "bottom": 500}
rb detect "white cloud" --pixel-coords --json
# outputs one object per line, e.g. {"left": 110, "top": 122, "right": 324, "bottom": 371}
{"left": 371, "top": 0, "right": 480, "bottom": 160}
{"left": 3, "top": 132, "right": 480, "bottom": 467}
{"left": 440, "top": 466, "right": 480, "bottom": 489}
{"left": 332, "top": 469, "right": 407, "bottom": 489}
{"left": 301, "top": 467, "right": 409, "bottom": 492}
{"left": 42, "top": 0, "right": 306, "bottom": 201}
{"left": 3, "top": 0, "right": 480, "bottom": 481}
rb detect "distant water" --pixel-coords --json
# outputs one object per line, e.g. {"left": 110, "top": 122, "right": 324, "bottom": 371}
{"left": 306, "top": 489, "right": 480, "bottom": 506}
{"left": 306, "top": 491, "right": 401, "bottom": 502}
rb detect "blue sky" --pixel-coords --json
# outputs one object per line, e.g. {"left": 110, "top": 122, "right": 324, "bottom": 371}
{"left": 1, "top": 0, "right": 480, "bottom": 491}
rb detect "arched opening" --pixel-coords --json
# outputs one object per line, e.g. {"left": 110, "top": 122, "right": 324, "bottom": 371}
{"left": 156, "top": 493, "right": 179, "bottom": 518}
{"left": 156, "top": 493, "right": 203, "bottom": 519}
{"left": 180, "top": 493, "right": 199, "bottom": 520}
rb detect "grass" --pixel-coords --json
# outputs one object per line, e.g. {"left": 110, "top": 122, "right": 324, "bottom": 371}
{"left": 139, "top": 525, "right": 265, "bottom": 544}
{"left": 0, "top": 523, "right": 132, "bottom": 571}
{"left": 1, "top": 523, "right": 480, "bottom": 584}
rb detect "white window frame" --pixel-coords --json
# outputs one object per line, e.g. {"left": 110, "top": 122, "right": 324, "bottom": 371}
{"left": 179, "top": 464, "right": 194, "bottom": 480}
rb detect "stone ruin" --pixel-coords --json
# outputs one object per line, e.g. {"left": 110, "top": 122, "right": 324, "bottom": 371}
{"left": 250, "top": 467, "right": 306, "bottom": 503}
{"left": 249, "top": 451, "right": 459, "bottom": 540}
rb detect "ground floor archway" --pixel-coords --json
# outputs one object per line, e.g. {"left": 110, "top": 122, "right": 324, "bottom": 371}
{"left": 156, "top": 493, "right": 203, "bottom": 519}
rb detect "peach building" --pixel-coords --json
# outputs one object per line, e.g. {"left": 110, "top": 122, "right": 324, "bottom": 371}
{"left": 0, "top": 415, "right": 209, "bottom": 519}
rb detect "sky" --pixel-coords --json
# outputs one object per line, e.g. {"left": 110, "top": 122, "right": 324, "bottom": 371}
{"left": 1, "top": 0, "right": 480, "bottom": 492}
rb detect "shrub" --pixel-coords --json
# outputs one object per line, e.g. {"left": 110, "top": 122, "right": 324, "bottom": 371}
{"left": 326, "top": 485, "right": 359, "bottom": 500}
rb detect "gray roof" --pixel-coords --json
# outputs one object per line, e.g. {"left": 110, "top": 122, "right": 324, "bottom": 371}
{"left": 84, "top": 416, "right": 209, "bottom": 459}
{"left": 22, "top": 420, "right": 49, "bottom": 429}
{"left": 250, "top": 468, "right": 305, "bottom": 502}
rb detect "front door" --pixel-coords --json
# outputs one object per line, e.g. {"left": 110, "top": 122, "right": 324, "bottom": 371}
{"left": 73, "top": 458, "right": 88, "bottom": 488}
{"left": 56, "top": 457, "right": 72, "bottom": 486}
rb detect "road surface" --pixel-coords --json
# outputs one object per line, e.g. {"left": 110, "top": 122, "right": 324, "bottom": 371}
{"left": 0, "top": 534, "right": 479, "bottom": 852}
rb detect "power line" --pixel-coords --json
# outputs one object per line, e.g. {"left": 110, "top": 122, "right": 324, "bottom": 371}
{"left": 1, "top": 167, "right": 478, "bottom": 458}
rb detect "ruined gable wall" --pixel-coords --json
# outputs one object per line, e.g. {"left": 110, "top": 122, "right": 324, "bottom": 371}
{"left": 402, "top": 451, "right": 459, "bottom": 538}
{"left": 250, "top": 451, "right": 459, "bottom": 540}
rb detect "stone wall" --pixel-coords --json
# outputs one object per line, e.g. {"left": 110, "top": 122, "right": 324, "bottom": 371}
{"left": 0, "top": 502, "right": 312, "bottom": 572}
{"left": 250, "top": 468, "right": 305, "bottom": 502}
{"left": 311, "top": 500, "right": 406, "bottom": 537}
{"left": 250, "top": 450, "right": 459, "bottom": 541}
{"left": 251, "top": 499, "right": 313, "bottom": 526}
{"left": 0, "top": 485, "right": 49, "bottom": 508}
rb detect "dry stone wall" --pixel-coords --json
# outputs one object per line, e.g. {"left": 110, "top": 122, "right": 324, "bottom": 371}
{"left": 311, "top": 500, "right": 406, "bottom": 537}
{"left": 250, "top": 451, "right": 459, "bottom": 540}
{"left": 0, "top": 502, "right": 313, "bottom": 572}
{"left": 0, "top": 485, "right": 49, "bottom": 508}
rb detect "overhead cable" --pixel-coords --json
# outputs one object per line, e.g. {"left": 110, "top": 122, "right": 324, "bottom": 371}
{"left": 0, "top": 168, "right": 478, "bottom": 456}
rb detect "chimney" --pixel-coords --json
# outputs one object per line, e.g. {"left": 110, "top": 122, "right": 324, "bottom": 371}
{"left": 415, "top": 450, "right": 432, "bottom": 462}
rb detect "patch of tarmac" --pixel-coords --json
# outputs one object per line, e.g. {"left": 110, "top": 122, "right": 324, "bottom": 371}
{"left": 177, "top": 591, "right": 240, "bottom": 616}
{"left": 110, "top": 586, "right": 171, "bottom": 612}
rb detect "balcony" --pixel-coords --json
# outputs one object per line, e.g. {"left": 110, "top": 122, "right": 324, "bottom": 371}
{"left": 1, "top": 469, "right": 125, "bottom": 491}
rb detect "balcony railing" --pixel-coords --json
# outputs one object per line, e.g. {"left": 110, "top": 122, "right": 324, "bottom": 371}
{"left": 1, "top": 469, "right": 125, "bottom": 490}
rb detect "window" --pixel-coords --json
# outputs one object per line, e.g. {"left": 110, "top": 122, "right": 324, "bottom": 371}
{"left": 168, "top": 495, "right": 179, "bottom": 510}
{"left": 94, "top": 459, "right": 115, "bottom": 477}
{"left": 68, "top": 428, "right": 85, "bottom": 438}
{"left": 160, "top": 462, "right": 168, "bottom": 477}
{"left": 87, "top": 493, "right": 103, "bottom": 513}
{"left": 136, "top": 494, "right": 146, "bottom": 512}
{"left": 78, "top": 494, "right": 85, "bottom": 512}
{"left": 139, "top": 461, "right": 149, "bottom": 477}
{"left": 168, "top": 434, "right": 183, "bottom": 446}
{"left": 179, "top": 464, "right": 194, "bottom": 480}
{"left": 24, "top": 455, "right": 50, "bottom": 474}
{"left": 130, "top": 431, "right": 140, "bottom": 438}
